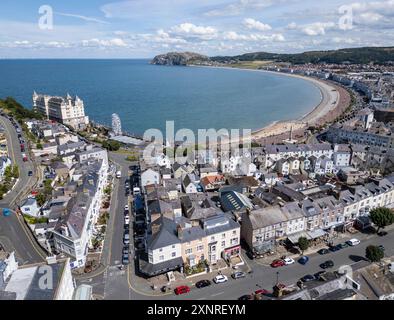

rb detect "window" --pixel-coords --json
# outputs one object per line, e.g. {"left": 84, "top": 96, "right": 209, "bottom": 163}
{"left": 222, "top": 233, "right": 226, "bottom": 239}
{"left": 232, "top": 230, "right": 237, "bottom": 235}
{"left": 171, "top": 252, "right": 176, "bottom": 257}
{"left": 197, "top": 245, "right": 204, "bottom": 251}
{"left": 159, "top": 248, "right": 163, "bottom": 252}
{"left": 172, "top": 245, "right": 176, "bottom": 249}
{"left": 185, "top": 248, "right": 192, "bottom": 255}
{"left": 231, "top": 238, "right": 238, "bottom": 245}
{"left": 221, "top": 241, "right": 225, "bottom": 247}
{"left": 211, "top": 236, "right": 215, "bottom": 241}
{"left": 159, "top": 255, "right": 164, "bottom": 261}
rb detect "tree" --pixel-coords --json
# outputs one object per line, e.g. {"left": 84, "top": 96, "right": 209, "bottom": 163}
{"left": 366, "top": 245, "right": 384, "bottom": 262}
{"left": 12, "top": 165, "right": 19, "bottom": 178}
{"left": 370, "top": 207, "right": 394, "bottom": 233}
{"left": 36, "top": 143, "right": 43, "bottom": 150}
{"left": 102, "top": 140, "right": 121, "bottom": 151}
{"left": 298, "top": 237, "right": 310, "bottom": 255}
{"left": 35, "top": 193, "right": 46, "bottom": 207}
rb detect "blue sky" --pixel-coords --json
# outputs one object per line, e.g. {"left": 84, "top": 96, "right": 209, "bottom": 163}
{"left": 0, "top": 0, "right": 393, "bottom": 58}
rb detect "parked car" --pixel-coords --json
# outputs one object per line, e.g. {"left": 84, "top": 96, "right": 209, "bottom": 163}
{"left": 283, "top": 257, "right": 295, "bottom": 265}
{"left": 213, "top": 275, "right": 228, "bottom": 284}
{"left": 271, "top": 259, "right": 285, "bottom": 268}
{"left": 232, "top": 271, "right": 246, "bottom": 279}
{"left": 320, "top": 260, "right": 334, "bottom": 269}
{"left": 28, "top": 170, "right": 33, "bottom": 176}
{"left": 298, "top": 256, "right": 309, "bottom": 265}
{"left": 238, "top": 294, "right": 253, "bottom": 300}
{"left": 301, "top": 274, "right": 315, "bottom": 282}
{"left": 124, "top": 205, "right": 129, "bottom": 211}
{"left": 314, "top": 271, "right": 326, "bottom": 280}
{"left": 378, "top": 231, "right": 388, "bottom": 237}
{"left": 245, "top": 251, "right": 256, "bottom": 260}
{"left": 122, "top": 246, "right": 129, "bottom": 255}
{"left": 122, "top": 254, "right": 129, "bottom": 265}
{"left": 378, "top": 245, "right": 385, "bottom": 251}
{"left": 346, "top": 239, "right": 360, "bottom": 246}
{"left": 195, "top": 280, "right": 211, "bottom": 288}
{"left": 338, "top": 242, "right": 349, "bottom": 249}
{"left": 124, "top": 216, "right": 130, "bottom": 225}
{"left": 255, "top": 289, "right": 270, "bottom": 295}
{"left": 174, "top": 286, "right": 190, "bottom": 295}
{"left": 329, "top": 245, "right": 341, "bottom": 252}
{"left": 123, "top": 233, "right": 130, "bottom": 245}
{"left": 318, "top": 248, "right": 330, "bottom": 255}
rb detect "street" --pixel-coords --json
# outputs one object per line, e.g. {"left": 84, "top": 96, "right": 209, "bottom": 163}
{"left": 0, "top": 114, "right": 46, "bottom": 264}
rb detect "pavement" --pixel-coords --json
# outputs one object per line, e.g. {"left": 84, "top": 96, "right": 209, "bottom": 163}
{"left": 0, "top": 114, "right": 46, "bottom": 265}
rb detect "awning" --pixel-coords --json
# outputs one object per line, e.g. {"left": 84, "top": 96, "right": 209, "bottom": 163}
{"left": 287, "top": 231, "right": 311, "bottom": 244}
{"left": 306, "top": 229, "right": 327, "bottom": 239}
{"left": 139, "top": 257, "right": 183, "bottom": 277}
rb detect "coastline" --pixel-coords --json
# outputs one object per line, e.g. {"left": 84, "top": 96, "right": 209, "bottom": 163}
{"left": 191, "top": 64, "right": 349, "bottom": 141}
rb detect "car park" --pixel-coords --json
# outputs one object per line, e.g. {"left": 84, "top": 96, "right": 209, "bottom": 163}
{"left": 174, "top": 286, "right": 190, "bottom": 295}
{"left": 298, "top": 256, "right": 309, "bottom": 265}
{"left": 195, "top": 280, "right": 211, "bottom": 288}
{"left": 346, "top": 239, "right": 360, "bottom": 246}
{"left": 318, "top": 248, "right": 330, "bottom": 255}
{"left": 232, "top": 271, "right": 246, "bottom": 279}
{"left": 213, "top": 275, "right": 228, "bottom": 284}
{"left": 320, "top": 260, "right": 334, "bottom": 269}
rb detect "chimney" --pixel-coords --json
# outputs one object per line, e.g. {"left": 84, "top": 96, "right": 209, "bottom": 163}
{"left": 177, "top": 225, "right": 184, "bottom": 240}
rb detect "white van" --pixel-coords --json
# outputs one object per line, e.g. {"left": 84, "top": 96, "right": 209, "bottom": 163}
{"left": 133, "top": 187, "right": 141, "bottom": 196}
{"left": 346, "top": 238, "right": 361, "bottom": 246}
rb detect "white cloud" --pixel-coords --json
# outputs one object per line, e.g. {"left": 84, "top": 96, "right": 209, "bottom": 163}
{"left": 204, "top": 0, "right": 281, "bottom": 17}
{"left": 286, "top": 22, "right": 297, "bottom": 30}
{"left": 56, "top": 12, "right": 109, "bottom": 24}
{"left": 81, "top": 38, "right": 127, "bottom": 47}
{"left": 301, "top": 22, "right": 336, "bottom": 36}
{"left": 223, "top": 31, "right": 284, "bottom": 42}
{"left": 243, "top": 18, "right": 272, "bottom": 31}
{"left": 170, "top": 23, "right": 218, "bottom": 40}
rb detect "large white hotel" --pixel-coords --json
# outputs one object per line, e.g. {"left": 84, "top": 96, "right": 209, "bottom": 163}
{"left": 33, "top": 92, "right": 89, "bottom": 130}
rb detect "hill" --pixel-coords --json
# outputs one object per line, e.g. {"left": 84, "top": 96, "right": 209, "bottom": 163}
{"left": 151, "top": 47, "right": 394, "bottom": 66}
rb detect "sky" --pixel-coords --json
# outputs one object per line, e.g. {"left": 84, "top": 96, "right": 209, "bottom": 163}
{"left": 0, "top": 0, "right": 393, "bottom": 58}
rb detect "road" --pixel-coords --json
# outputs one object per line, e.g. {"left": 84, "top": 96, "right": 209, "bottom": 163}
{"left": 161, "top": 231, "right": 394, "bottom": 301}
{"left": 0, "top": 114, "right": 46, "bottom": 264}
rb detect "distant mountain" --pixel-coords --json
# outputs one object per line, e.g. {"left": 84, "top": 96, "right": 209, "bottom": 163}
{"left": 151, "top": 47, "right": 394, "bottom": 66}
{"left": 150, "top": 52, "right": 211, "bottom": 66}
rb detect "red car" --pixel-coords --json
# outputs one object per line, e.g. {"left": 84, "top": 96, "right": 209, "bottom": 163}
{"left": 174, "top": 286, "right": 190, "bottom": 295}
{"left": 255, "top": 289, "right": 270, "bottom": 295}
{"left": 271, "top": 259, "right": 285, "bottom": 268}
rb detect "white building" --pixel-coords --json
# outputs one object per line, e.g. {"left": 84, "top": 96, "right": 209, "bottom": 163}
{"left": 33, "top": 92, "right": 89, "bottom": 130}
{"left": 141, "top": 168, "right": 160, "bottom": 187}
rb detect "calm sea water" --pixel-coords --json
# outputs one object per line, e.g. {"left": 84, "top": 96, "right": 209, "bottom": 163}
{"left": 0, "top": 59, "right": 321, "bottom": 135}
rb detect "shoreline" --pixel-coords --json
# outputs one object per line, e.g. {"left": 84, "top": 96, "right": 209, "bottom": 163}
{"left": 191, "top": 64, "right": 347, "bottom": 141}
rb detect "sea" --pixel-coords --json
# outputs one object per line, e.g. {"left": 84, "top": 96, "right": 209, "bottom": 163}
{"left": 0, "top": 59, "right": 322, "bottom": 136}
